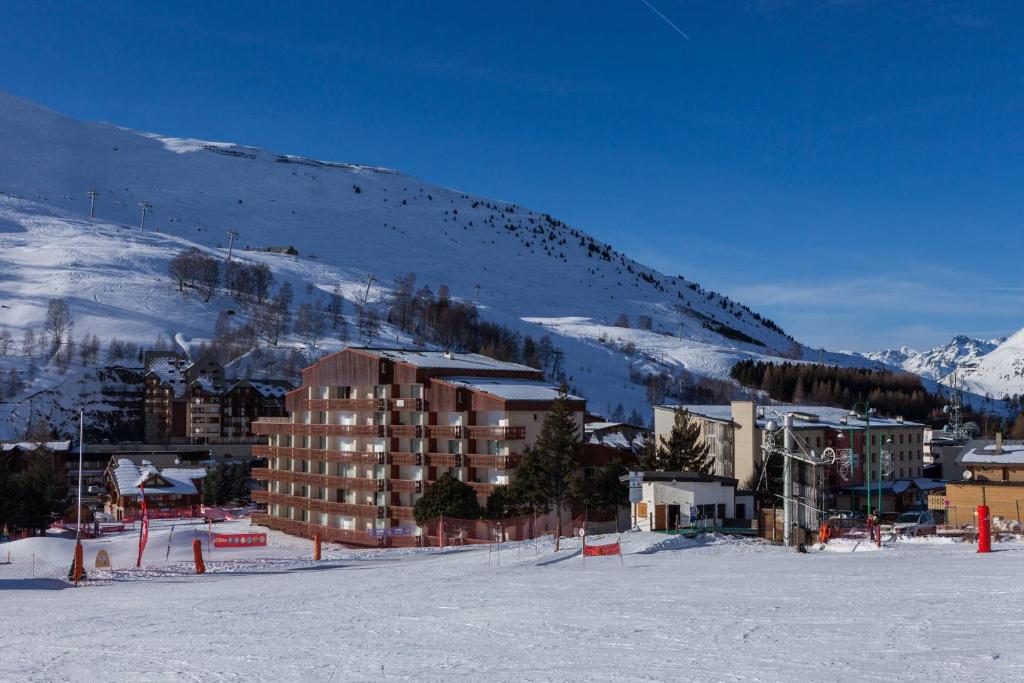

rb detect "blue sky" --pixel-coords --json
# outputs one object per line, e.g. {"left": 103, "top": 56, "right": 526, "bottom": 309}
{"left": 1, "top": 1, "right": 1021, "bottom": 352}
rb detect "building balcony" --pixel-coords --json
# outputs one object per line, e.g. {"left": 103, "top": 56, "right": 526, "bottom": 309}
{"left": 425, "top": 453, "right": 461, "bottom": 467}
{"left": 251, "top": 467, "right": 270, "bottom": 481}
{"left": 467, "top": 482, "right": 500, "bottom": 495}
{"left": 390, "top": 506, "right": 416, "bottom": 520}
{"left": 466, "top": 426, "right": 526, "bottom": 440}
{"left": 427, "top": 425, "right": 463, "bottom": 439}
{"left": 389, "top": 479, "right": 423, "bottom": 493}
{"left": 464, "top": 454, "right": 521, "bottom": 469}
{"left": 302, "top": 397, "right": 425, "bottom": 412}
{"left": 251, "top": 489, "right": 269, "bottom": 503}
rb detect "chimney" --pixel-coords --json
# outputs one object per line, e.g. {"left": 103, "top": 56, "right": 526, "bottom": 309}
{"left": 996, "top": 432, "right": 1003, "bottom": 455}
{"left": 896, "top": 416, "right": 904, "bottom": 425}
{"left": 443, "top": 350, "right": 453, "bottom": 360}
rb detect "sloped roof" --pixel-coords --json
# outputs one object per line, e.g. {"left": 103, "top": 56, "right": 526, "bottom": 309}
{"left": 1, "top": 440, "right": 72, "bottom": 452}
{"left": 442, "top": 376, "right": 581, "bottom": 402}
{"left": 226, "top": 379, "right": 294, "bottom": 398}
{"left": 110, "top": 458, "right": 207, "bottom": 497}
{"left": 364, "top": 348, "right": 537, "bottom": 373}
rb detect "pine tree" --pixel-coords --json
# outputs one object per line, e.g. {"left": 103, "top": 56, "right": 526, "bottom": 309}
{"left": 413, "top": 472, "right": 481, "bottom": 525}
{"left": 512, "top": 388, "right": 583, "bottom": 550}
{"left": 641, "top": 409, "right": 713, "bottom": 474}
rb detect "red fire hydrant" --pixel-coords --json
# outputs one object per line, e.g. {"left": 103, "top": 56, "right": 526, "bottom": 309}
{"left": 977, "top": 505, "right": 991, "bottom": 553}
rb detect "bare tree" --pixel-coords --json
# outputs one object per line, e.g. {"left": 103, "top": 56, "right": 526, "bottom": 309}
{"left": 21, "top": 329, "right": 35, "bottom": 358}
{"left": 325, "top": 284, "right": 345, "bottom": 329}
{"left": 45, "top": 298, "right": 73, "bottom": 349}
{"left": 0, "top": 328, "right": 12, "bottom": 356}
{"left": 295, "top": 303, "right": 325, "bottom": 348}
{"left": 195, "top": 254, "right": 221, "bottom": 302}
{"left": 251, "top": 265, "right": 274, "bottom": 304}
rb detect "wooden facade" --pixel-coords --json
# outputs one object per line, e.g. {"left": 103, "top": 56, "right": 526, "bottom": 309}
{"left": 253, "top": 348, "right": 586, "bottom": 547}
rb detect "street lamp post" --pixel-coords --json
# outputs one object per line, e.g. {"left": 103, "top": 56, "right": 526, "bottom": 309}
{"left": 850, "top": 402, "right": 872, "bottom": 515}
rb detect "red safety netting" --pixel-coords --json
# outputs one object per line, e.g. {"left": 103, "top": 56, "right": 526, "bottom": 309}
{"left": 421, "top": 513, "right": 588, "bottom": 547}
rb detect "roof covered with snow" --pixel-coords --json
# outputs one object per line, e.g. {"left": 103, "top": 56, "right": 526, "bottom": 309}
{"left": 363, "top": 348, "right": 538, "bottom": 373}
{"left": 441, "top": 376, "right": 582, "bottom": 402}
{"left": 662, "top": 404, "right": 924, "bottom": 431}
{"left": 962, "top": 442, "right": 1024, "bottom": 465}
{"left": 226, "top": 379, "right": 294, "bottom": 398}
{"left": 146, "top": 357, "right": 191, "bottom": 396}
{"left": 110, "top": 458, "right": 207, "bottom": 497}
{"left": 1, "top": 440, "right": 72, "bottom": 452}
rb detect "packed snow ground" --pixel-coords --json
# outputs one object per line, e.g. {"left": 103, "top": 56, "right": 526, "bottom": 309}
{"left": 2, "top": 521, "right": 1023, "bottom": 682}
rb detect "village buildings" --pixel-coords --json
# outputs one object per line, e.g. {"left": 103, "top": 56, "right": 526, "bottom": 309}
{"left": 143, "top": 351, "right": 292, "bottom": 445}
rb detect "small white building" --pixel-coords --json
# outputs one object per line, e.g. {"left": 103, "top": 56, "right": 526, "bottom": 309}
{"left": 623, "top": 471, "right": 753, "bottom": 531}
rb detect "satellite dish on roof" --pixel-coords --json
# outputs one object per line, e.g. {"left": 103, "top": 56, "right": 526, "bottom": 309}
{"left": 963, "top": 470, "right": 973, "bottom": 480}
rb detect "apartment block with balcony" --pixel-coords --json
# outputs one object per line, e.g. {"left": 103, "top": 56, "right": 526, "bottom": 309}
{"left": 250, "top": 347, "right": 586, "bottom": 546}
{"left": 656, "top": 401, "right": 926, "bottom": 526}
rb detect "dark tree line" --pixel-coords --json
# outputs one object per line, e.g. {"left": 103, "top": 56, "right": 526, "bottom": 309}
{"left": 388, "top": 272, "right": 564, "bottom": 379}
{"left": 0, "top": 450, "right": 70, "bottom": 535}
{"left": 730, "top": 361, "right": 946, "bottom": 422}
{"left": 202, "top": 463, "right": 252, "bottom": 506}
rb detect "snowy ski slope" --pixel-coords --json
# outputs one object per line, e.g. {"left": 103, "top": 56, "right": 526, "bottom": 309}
{"left": 2, "top": 521, "right": 1023, "bottom": 681}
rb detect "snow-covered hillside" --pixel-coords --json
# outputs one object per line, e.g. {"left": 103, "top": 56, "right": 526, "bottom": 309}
{"left": 862, "top": 335, "right": 1005, "bottom": 381}
{"left": 954, "top": 328, "right": 1024, "bottom": 400}
{"left": 0, "top": 90, "right": 1000, "bottom": 432}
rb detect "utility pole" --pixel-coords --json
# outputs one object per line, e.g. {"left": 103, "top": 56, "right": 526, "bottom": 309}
{"left": 473, "top": 283, "right": 481, "bottom": 305}
{"left": 226, "top": 230, "right": 239, "bottom": 261}
{"left": 138, "top": 201, "right": 152, "bottom": 232}
{"left": 782, "top": 413, "right": 794, "bottom": 548}
{"left": 87, "top": 189, "right": 99, "bottom": 219}
{"left": 362, "top": 273, "right": 377, "bottom": 306}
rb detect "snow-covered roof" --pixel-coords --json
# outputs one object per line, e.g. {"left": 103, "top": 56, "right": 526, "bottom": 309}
{"left": 442, "top": 376, "right": 582, "bottom": 402}
{"left": 585, "top": 422, "right": 648, "bottom": 452}
{"left": 962, "top": 442, "right": 1024, "bottom": 465}
{"left": 663, "top": 404, "right": 924, "bottom": 431}
{"left": 226, "top": 379, "right": 293, "bottom": 398}
{"left": 146, "top": 357, "right": 190, "bottom": 396}
{"left": 110, "top": 458, "right": 207, "bottom": 497}
{"left": 366, "top": 348, "right": 537, "bottom": 373}
{"left": 1, "top": 440, "right": 72, "bottom": 452}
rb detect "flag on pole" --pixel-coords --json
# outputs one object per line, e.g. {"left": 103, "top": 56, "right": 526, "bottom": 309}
{"left": 136, "top": 482, "right": 150, "bottom": 568}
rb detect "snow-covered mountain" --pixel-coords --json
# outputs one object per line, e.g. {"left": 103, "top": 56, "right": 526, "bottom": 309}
{"left": 0, "top": 90, "right": 954, "bottom": 436}
{"left": 862, "top": 335, "right": 1006, "bottom": 381}
{"left": 954, "top": 329, "right": 1024, "bottom": 400}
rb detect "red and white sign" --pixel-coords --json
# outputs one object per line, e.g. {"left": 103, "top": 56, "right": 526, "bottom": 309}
{"left": 213, "top": 533, "right": 267, "bottom": 548}
{"left": 582, "top": 541, "right": 622, "bottom": 557}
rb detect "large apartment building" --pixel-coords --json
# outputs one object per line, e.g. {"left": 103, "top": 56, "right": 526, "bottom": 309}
{"left": 250, "top": 347, "right": 586, "bottom": 547}
{"left": 655, "top": 401, "right": 926, "bottom": 518}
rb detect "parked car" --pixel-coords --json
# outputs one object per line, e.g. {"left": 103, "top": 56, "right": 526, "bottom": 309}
{"left": 891, "top": 510, "right": 937, "bottom": 536}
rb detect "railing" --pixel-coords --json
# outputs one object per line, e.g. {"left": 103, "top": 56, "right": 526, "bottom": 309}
{"left": 389, "top": 479, "right": 423, "bottom": 493}
{"left": 467, "top": 482, "right": 500, "bottom": 494}
{"left": 387, "top": 424, "right": 424, "bottom": 438}
{"left": 466, "top": 426, "right": 527, "bottom": 440}
{"left": 425, "top": 453, "right": 460, "bottom": 467}
{"left": 390, "top": 506, "right": 416, "bottom": 520}
{"left": 252, "top": 423, "right": 387, "bottom": 437}
{"left": 250, "top": 467, "right": 270, "bottom": 480}
{"left": 428, "top": 425, "right": 464, "bottom": 439}
{"left": 464, "top": 454, "right": 521, "bottom": 469}
{"left": 305, "top": 398, "right": 384, "bottom": 412}
{"left": 389, "top": 451, "right": 423, "bottom": 466}
{"left": 251, "top": 490, "right": 269, "bottom": 503}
